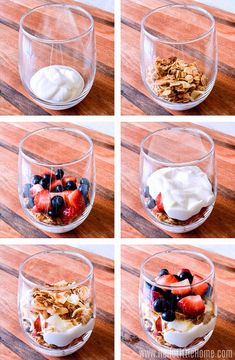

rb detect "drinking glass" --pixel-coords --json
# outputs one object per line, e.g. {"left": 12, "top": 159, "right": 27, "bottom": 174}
{"left": 140, "top": 249, "right": 217, "bottom": 356}
{"left": 19, "top": 4, "right": 96, "bottom": 110}
{"left": 140, "top": 127, "right": 216, "bottom": 233}
{"left": 141, "top": 4, "right": 217, "bottom": 110}
{"left": 18, "top": 127, "right": 95, "bottom": 233}
{"left": 18, "top": 250, "right": 95, "bottom": 357}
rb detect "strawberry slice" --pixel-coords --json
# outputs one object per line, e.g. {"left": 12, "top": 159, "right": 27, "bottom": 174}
{"left": 34, "top": 316, "right": 41, "bottom": 333}
{"left": 177, "top": 295, "right": 205, "bottom": 318}
{"left": 34, "top": 190, "right": 51, "bottom": 212}
{"left": 67, "top": 189, "right": 85, "bottom": 215}
{"left": 60, "top": 206, "right": 78, "bottom": 224}
{"left": 192, "top": 274, "right": 209, "bottom": 296}
{"left": 30, "top": 184, "right": 43, "bottom": 197}
{"left": 62, "top": 176, "right": 77, "bottom": 187}
{"left": 50, "top": 179, "right": 62, "bottom": 191}
{"left": 156, "top": 192, "right": 164, "bottom": 212}
{"left": 171, "top": 279, "right": 191, "bottom": 296}
{"left": 31, "top": 205, "right": 39, "bottom": 213}
{"left": 151, "top": 291, "right": 162, "bottom": 302}
{"left": 156, "top": 274, "right": 179, "bottom": 289}
{"left": 155, "top": 317, "right": 162, "bottom": 335}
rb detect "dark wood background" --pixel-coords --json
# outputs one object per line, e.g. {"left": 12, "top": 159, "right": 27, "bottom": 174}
{"left": 0, "top": 122, "right": 114, "bottom": 238}
{"left": 121, "top": 244, "right": 235, "bottom": 360}
{"left": 0, "top": 0, "right": 114, "bottom": 115}
{"left": 121, "top": 122, "right": 235, "bottom": 238}
{"left": 0, "top": 244, "right": 114, "bottom": 360}
{"left": 121, "top": 0, "right": 235, "bottom": 115}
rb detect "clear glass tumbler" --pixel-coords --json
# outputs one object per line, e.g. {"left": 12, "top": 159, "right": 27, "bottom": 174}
{"left": 18, "top": 250, "right": 96, "bottom": 357}
{"left": 19, "top": 4, "right": 96, "bottom": 110}
{"left": 141, "top": 4, "right": 217, "bottom": 111}
{"left": 140, "top": 249, "right": 217, "bottom": 356}
{"left": 18, "top": 127, "right": 95, "bottom": 233}
{"left": 140, "top": 127, "right": 217, "bottom": 233}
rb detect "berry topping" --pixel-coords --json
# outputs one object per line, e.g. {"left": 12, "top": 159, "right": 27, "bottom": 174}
{"left": 67, "top": 189, "right": 85, "bottom": 215}
{"left": 32, "top": 175, "right": 42, "bottom": 185}
{"left": 30, "top": 184, "right": 44, "bottom": 197}
{"left": 177, "top": 295, "right": 205, "bottom": 318}
{"left": 156, "top": 192, "right": 164, "bottom": 212}
{"left": 162, "top": 310, "right": 175, "bottom": 322}
{"left": 151, "top": 291, "right": 162, "bottom": 302}
{"left": 156, "top": 274, "right": 179, "bottom": 288}
{"left": 79, "top": 183, "right": 89, "bottom": 197}
{"left": 192, "top": 274, "right": 209, "bottom": 296}
{"left": 80, "top": 178, "right": 90, "bottom": 188}
{"left": 40, "top": 178, "right": 50, "bottom": 189}
{"left": 51, "top": 196, "right": 65, "bottom": 211}
{"left": 155, "top": 317, "right": 162, "bottom": 334}
{"left": 60, "top": 206, "right": 77, "bottom": 224}
{"left": 62, "top": 176, "right": 77, "bottom": 187}
{"left": 171, "top": 279, "right": 191, "bottom": 296}
{"left": 25, "top": 197, "right": 34, "bottom": 209}
{"left": 143, "top": 186, "right": 149, "bottom": 198}
{"left": 178, "top": 269, "right": 193, "bottom": 283}
{"left": 34, "top": 190, "right": 51, "bottom": 212}
{"left": 50, "top": 180, "right": 63, "bottom": 191}
{"left": 153, "top": 298, "right": 167, "bottom": 313}
{"left": 55, "top": 168, "right": 64, "bottom": 180}
{"left": 158, "top": 269, "right": 169, "bottom": 277}
{"left": 147, "top": 197, "right": 156, "bottom": 209}
{"left": 54, "top": 185, "right": 64, "bottom": 193}
{"left": 23, "top": 183, "right": 32, "bottom": 198}
{"left": 66, "top": 181, "right": 77, "bottom": 191}
{"left": 151, "top": 286, "right": 163, "bottom": 295}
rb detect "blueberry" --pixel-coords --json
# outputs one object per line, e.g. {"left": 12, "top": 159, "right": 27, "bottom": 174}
{"left": 48, "top": 209, "right": 58, "bottom": 217}
{"left": 85, "top": 196, "right": 90, "bottom": 206}
{"left": 204, "top": 284, "right": 213, "bottom": 298}
{"left": 178, "top": 271, "right": 193, "bottom": 284}
{"left": 25, "top": 197, "right": 34, "bottom": 209}
{"left": 32, "top": 175, "right": 42, "bottom": 185}
{"left": 153, "top": 298, "right": 167, "bottom": 313}
{"left": 173, "top": 274, "right": 181, "bottom": 281}
{"left": 158, "top": 269, "right": 169, "bottom": 277}
{"left": 55, "top": 169, "right": 64, "bottom": 180}
{"left": 66, "top": 181, "right": 77, "bottom": 190}
{"left": 164, "top": 290, "right": 173, "bottom": 300}
{"left": 40, "top": 178, "right": 49, "bottom": 189}
{"left": 55, "top": 185, "right": 64, "bottom": 193}
{"left": 162, "top": 310, "right": 175, "bottom": 322}
{"left": 79, "top": 184, "right": 89, "bottom": 197}
{"left": 151, "top": 285, "right": 163, "bottom": 295}
{"left": 51, "top": 196, "right": 65, "bottom": 210}
{"left": 23, "top": 183, "right": 32, "bottom": 198}
{"left": 147, "top": 197, "right": 155, "bottom": 209}
{"left": 166, "top": 295, "right": 177, "bottom": 310}
{"left": 143, "top": 186, "right": 150, "bottom": 198}
{"left": 80, "top": 178, "right": 90, "bottom": 188}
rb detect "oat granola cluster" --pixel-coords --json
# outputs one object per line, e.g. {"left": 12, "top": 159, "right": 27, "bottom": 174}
{"left": 146, "top": 56, "right": 208, "bottom": 103}
{"left": 24, "top": 280, "right": 93, "bottom": 348}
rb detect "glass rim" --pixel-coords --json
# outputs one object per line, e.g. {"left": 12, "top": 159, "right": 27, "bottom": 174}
{"left": 140, "top": 127, "right": 215, "bottom": 166}
{"left": 19, "top": 3, "right": 94, "bottom": 44}
{"left": 19, "top": 250, "right": 94, "bottom": 290}
{"left": 19, "top": 126, "right": 93, "bottom": 167}
{"left": 141, "top": 4, "right": 215, "bottom": 45}
{"left": 140, "top": 249, "right": 215, "bottom": 289}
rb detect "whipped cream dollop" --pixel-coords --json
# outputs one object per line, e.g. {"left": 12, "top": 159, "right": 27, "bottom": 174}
{"left": 163, "top": 317, "right": 216, "bottom": 348}
{"left": 30, "top": 65, "right": 84, "bottom": 103}
{"left": 147, "top": 166, "right": 214, "bottom": 221}
{"left": 41, "top": 314, "right": 95, "bottom": 347}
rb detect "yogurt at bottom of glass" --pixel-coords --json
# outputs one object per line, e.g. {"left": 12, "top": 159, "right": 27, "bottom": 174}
{"left": 163, "top": 317, "right": 216, "bottom": 348}
{"left": 147, "top": 166, "right": 214, "bottom": 221}
{"left": 42, "top": 314, "right": 95, "bottom": 347}
{"left": 30, "top": 65, "right": 84, "bottom": 103}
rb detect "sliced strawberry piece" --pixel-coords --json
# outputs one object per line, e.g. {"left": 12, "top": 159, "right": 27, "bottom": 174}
{"left": 156, "top": 192, "right": 164, "bottom": 212}
{"left": 156, "top": 274, "right": 179, "bottom": 289}
{"left": 151, "top": 291, "right": 162, "bottom": 302}
{"left": 30, "top": 184, "right": 43, "bottom": 197}
{"left": 192, "top": 274, "right": 209, "bottom": 296}
{"left": 67, "top": 189, "right": 85, "bottom": 215}
{"left": 50, "top": 179, "right": 62, "bottom": 191}
{"left": 34, "top": 190, "right": 51, "bottom": 212}
{"left": 171, "top": 279, "right": 191, "bottom": 296}
{"left": 34, "top": 316, "right": 41, "bottom": 333}
{"left": 177, "top": 295, "right": 205, "bottom": 318}
{"left": 155, "top": 317, "right": 162, "bottom": 335}
{"left": 31, "top": 205, "right": 39, "bottom": 213}
{"left": 60, "top": 206, "right": 78, "bottom": 224}
{"left": 62, "top": 176, "right": 77, "bottom": 187}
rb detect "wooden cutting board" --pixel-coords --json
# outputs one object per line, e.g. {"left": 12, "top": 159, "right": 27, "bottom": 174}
{"left": 121, "top": 122, "right": 235, "bottom": 238}
{"left": 0, "top": 244, "right": 114, "bottom": 360}
{"left": 121, "top": 0, "right": 235, "bottom": 115}
{"left": 0, "top": 0, "right": 114, "bottom": 115}
{"left": 0, "top": 122, "right": 114, "bottom": 238}
{"left": 121, "top": 244, "right": 235, "bottom": 360}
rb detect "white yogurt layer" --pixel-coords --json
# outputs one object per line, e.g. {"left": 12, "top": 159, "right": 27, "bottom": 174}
{"left": 42, "top": 314, "right": 95, "bottom": 347}
{"left": 147, "top": 166, "right": 214, "bottom": 221}
{"left": 163, "top": 317, "right": 216, "bottom": 348}
{"left": 30, "top": 65, "right": 84, "bottom": 103}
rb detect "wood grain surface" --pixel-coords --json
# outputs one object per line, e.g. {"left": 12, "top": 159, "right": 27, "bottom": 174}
{"left": 0, "top": 122, "right": 114, "bottom": 238}
{"left": 121, "top": 0, "right": 235, "bottom": 115}
{"left": 0, "top": 244, "right": 114, "bottom": 360}
{"left": 0, "top": 0, "right": 114, "bottom": 115}
{"left": 121, "top": 122, "right": 235, "bottom": 238}
{"left": 121, "top": 244, "right": 235, "bottom": 360}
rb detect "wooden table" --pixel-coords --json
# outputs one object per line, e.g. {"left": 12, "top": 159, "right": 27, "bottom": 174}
{"left": 0, "top": 0, "right": 114, "bottom": 115}
{"left": 121, "top": 122, "right": 235, "bottom": 238}
{"left": 0, "top": 122, "right": 114, "bottom": 238}
{"left": 0, "top": 244, "right": 114, "bottom": 360}
{"left": 121, "top": 0, "right": 235, "bottom": 115}
{"left": 121, "top": 244, "right": 235, "bottom": 360}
